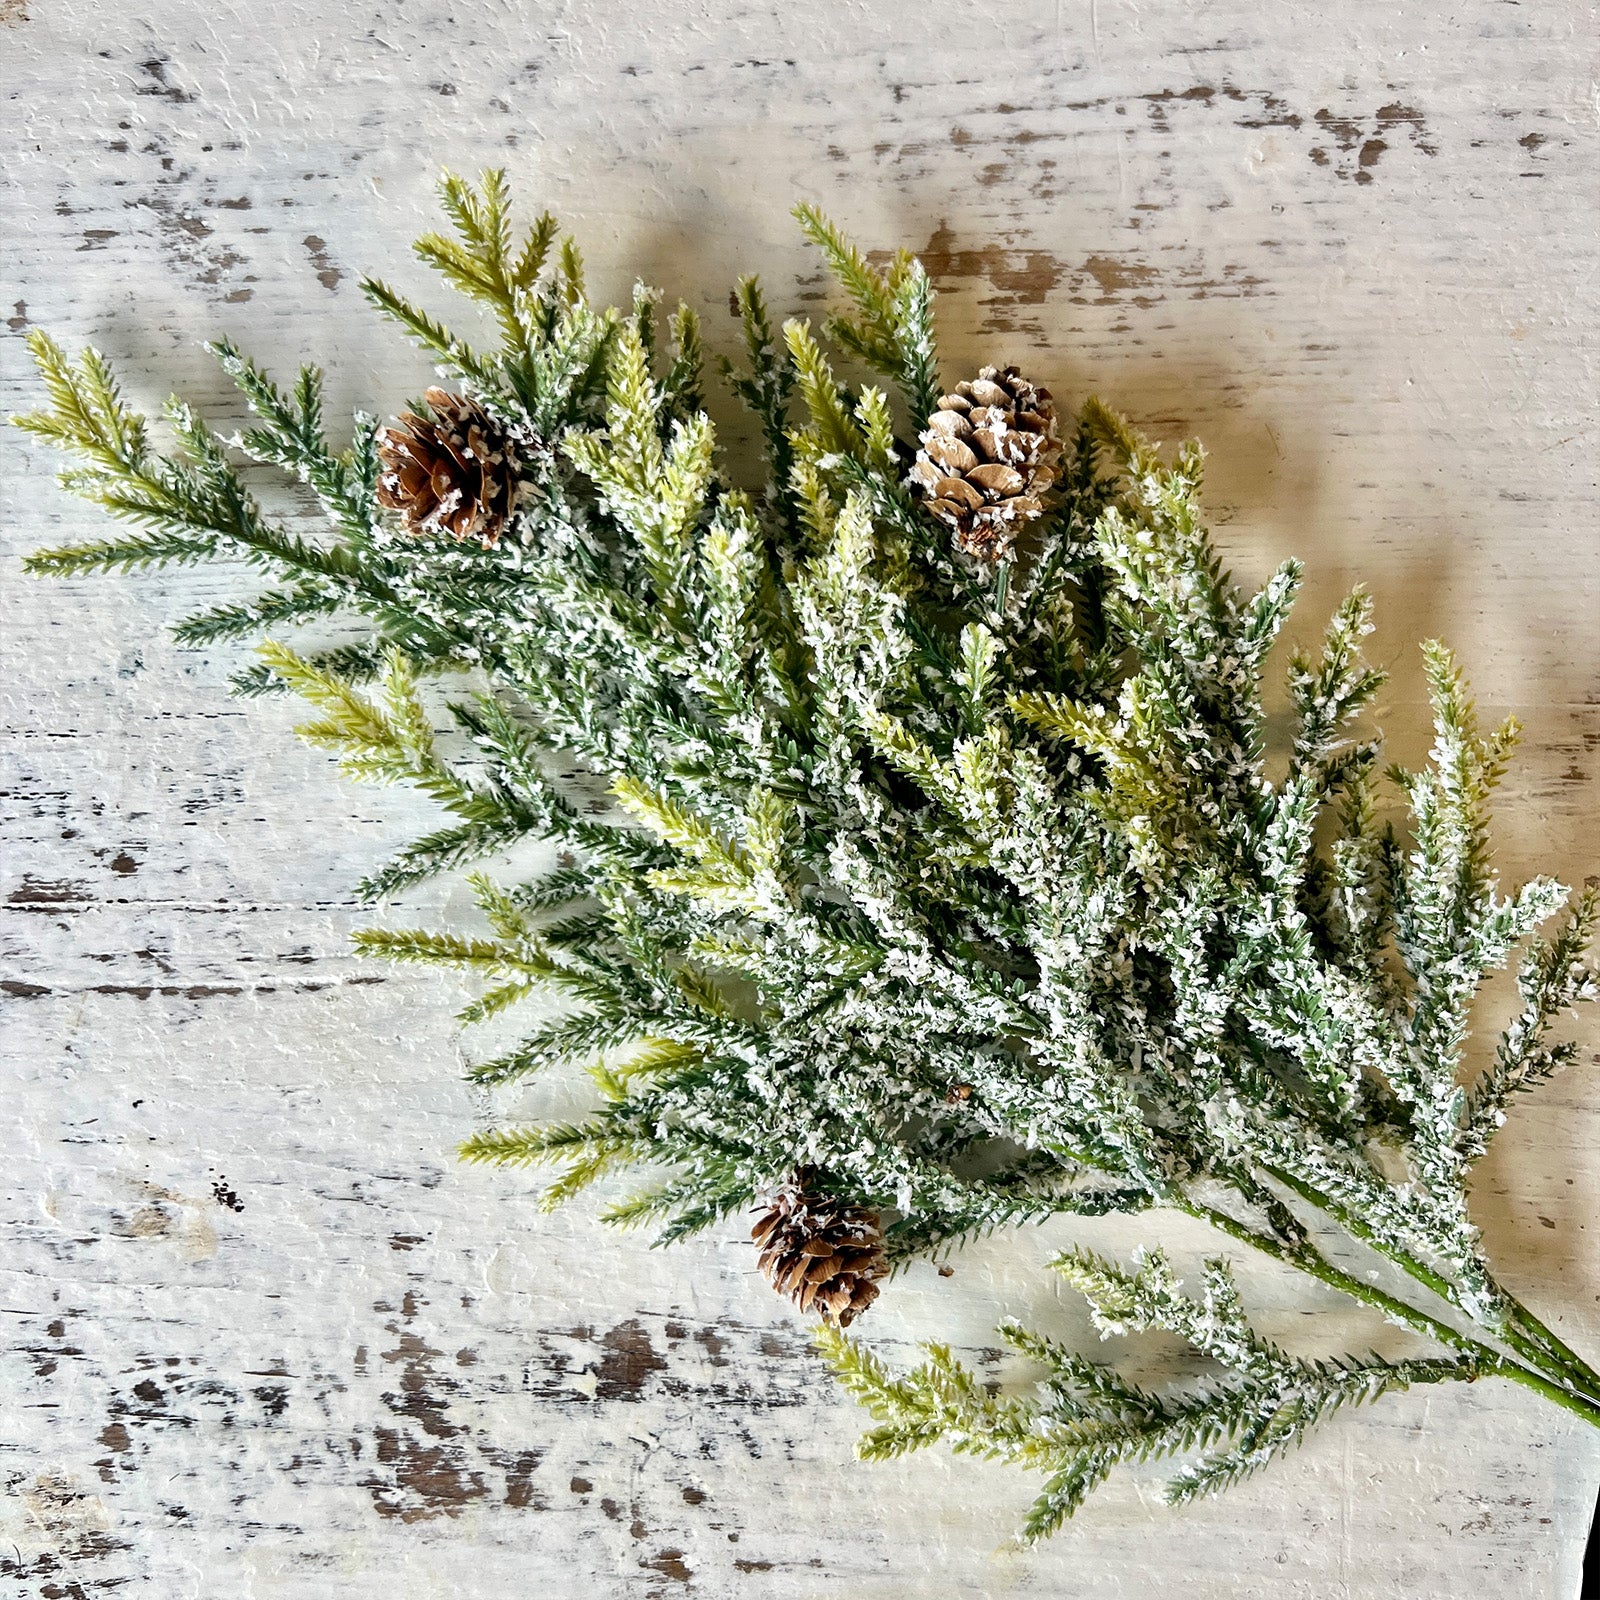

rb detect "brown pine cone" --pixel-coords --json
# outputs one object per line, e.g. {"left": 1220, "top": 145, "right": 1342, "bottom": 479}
{"left": 375, "top": 388, "right": 519, "bottom": 547}
{"left": 751, "top": 1169, "right": 888, "bottom": 1327}
{"left": 907, "top": 365, "right": 1062, "bottom": 561}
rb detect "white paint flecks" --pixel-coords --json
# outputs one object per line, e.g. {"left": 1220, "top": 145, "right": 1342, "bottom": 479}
{"left": 2, "top": 1, "right": 1597, "bottom": 1596}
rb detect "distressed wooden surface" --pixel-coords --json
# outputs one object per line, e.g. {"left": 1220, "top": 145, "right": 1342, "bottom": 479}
{"left": 3, "top": 1, "right": 1598, "bottom": 1594}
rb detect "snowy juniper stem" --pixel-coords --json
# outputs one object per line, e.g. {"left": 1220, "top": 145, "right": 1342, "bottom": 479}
{"left": 15, "top": 170, "right": 1600, "bottom": 1537}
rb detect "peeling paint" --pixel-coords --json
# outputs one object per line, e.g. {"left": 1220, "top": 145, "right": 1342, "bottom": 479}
{"left": 3, "top": 1, "right": 1598, "bottom": 1595}
{"left": 302, "top": 234, "right": 345, "bottom": 292}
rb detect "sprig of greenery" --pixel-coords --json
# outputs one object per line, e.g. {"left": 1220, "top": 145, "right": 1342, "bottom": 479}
{"left": 820, "top": 1250, "right": 1485, "bottom": 1541}
{"left": 15, "top": 169, "right": 1599, "bottom": 1537}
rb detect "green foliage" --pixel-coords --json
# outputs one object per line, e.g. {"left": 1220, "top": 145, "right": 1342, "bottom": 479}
{"left": 793, "top": 202, "right": 940, "bottom": 423}
{"left": 15, "top": 331, "right": 380, "bottom": 595}
{"left": 820, "top": 1251, "right": 1481, "bottom": 1540}
{"left": 15, "top": 172, "right": 1600, "bottom": 1535}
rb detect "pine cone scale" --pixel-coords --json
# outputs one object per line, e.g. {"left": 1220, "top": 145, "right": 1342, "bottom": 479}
{"left": 908, "top": 364, "right": 1062, "bottom": 561}
{"left": 925, "top": 435, "right": 980, "bottom": 475}
{"left": 751, "top": 1169, "right": 888, "bottom": 1328}
{"left": 376, "top": 387, "right": 520, "bottom": 547}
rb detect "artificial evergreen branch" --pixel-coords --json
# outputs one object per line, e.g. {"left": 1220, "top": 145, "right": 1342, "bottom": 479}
{"left": 817, "top": 1253, "right": 1495, "bottom": 1542}
{"left": 14, "top": 168, "right": 1599, "bottom": 1540}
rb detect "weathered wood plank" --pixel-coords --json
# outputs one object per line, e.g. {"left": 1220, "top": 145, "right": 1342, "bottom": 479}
{"left": 3, "top": 0, "right": 1596, "bottom": 1593}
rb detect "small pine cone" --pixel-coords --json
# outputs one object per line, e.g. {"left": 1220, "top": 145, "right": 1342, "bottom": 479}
{"left": 751, "top": 1169, "right": 888, "bottom": 1327}
{"left": 907, "top": 365, "right": 1062, "bottom": 561}
{"left": 376, "top": 388, "right": 519, "bottom": 547}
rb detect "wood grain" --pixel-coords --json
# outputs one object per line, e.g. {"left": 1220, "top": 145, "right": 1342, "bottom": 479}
{"left": 2, "top": 1, "right": 1597, "bottom": 1593}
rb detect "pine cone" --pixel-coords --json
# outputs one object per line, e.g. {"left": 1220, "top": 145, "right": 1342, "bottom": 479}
{"left": 751, "top": 1169, "right": 887, "bottom": 1326}
{"left": 376, "top": 388, "right": 519, "bottom": 547}
{"left": 907, "top": 365, "right": 1062, "bottom": 560}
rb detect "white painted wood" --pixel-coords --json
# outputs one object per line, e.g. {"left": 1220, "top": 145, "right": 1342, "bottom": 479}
{"left": 3, "top": 1, "right": 1597, "bottom": 1593}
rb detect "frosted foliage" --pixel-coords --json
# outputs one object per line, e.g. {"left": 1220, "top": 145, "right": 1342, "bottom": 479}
{"left": 15, "top": 170, "right": 1599, "bottom": 1538}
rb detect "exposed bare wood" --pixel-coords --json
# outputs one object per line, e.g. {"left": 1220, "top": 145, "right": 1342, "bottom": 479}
{"left": 3, "top": 2, "right": 1596, "bottom": 1593}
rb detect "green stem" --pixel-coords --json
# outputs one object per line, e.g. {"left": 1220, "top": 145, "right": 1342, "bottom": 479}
{"left": 1501, "top": 1321, "right": 1600, "bottom": 1400}
{"left": 1178, "top": 1196, "right": 1600, "bottom": 1431}
{"left": 992, "top": 557, "right": 1012, "bottom": 615}
{"left": 1180, "top": 1198, "right": 1473, "bottom": 1355}
{"left": 1260, "top": 1164, "right": 1600, "bottom": 1404}
{"left": 1500, "top": 1296, "right": 1600, "bottom": 1397}
{"left": 1482, "top": 1356, "right": 1600, "bottom": 1430}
